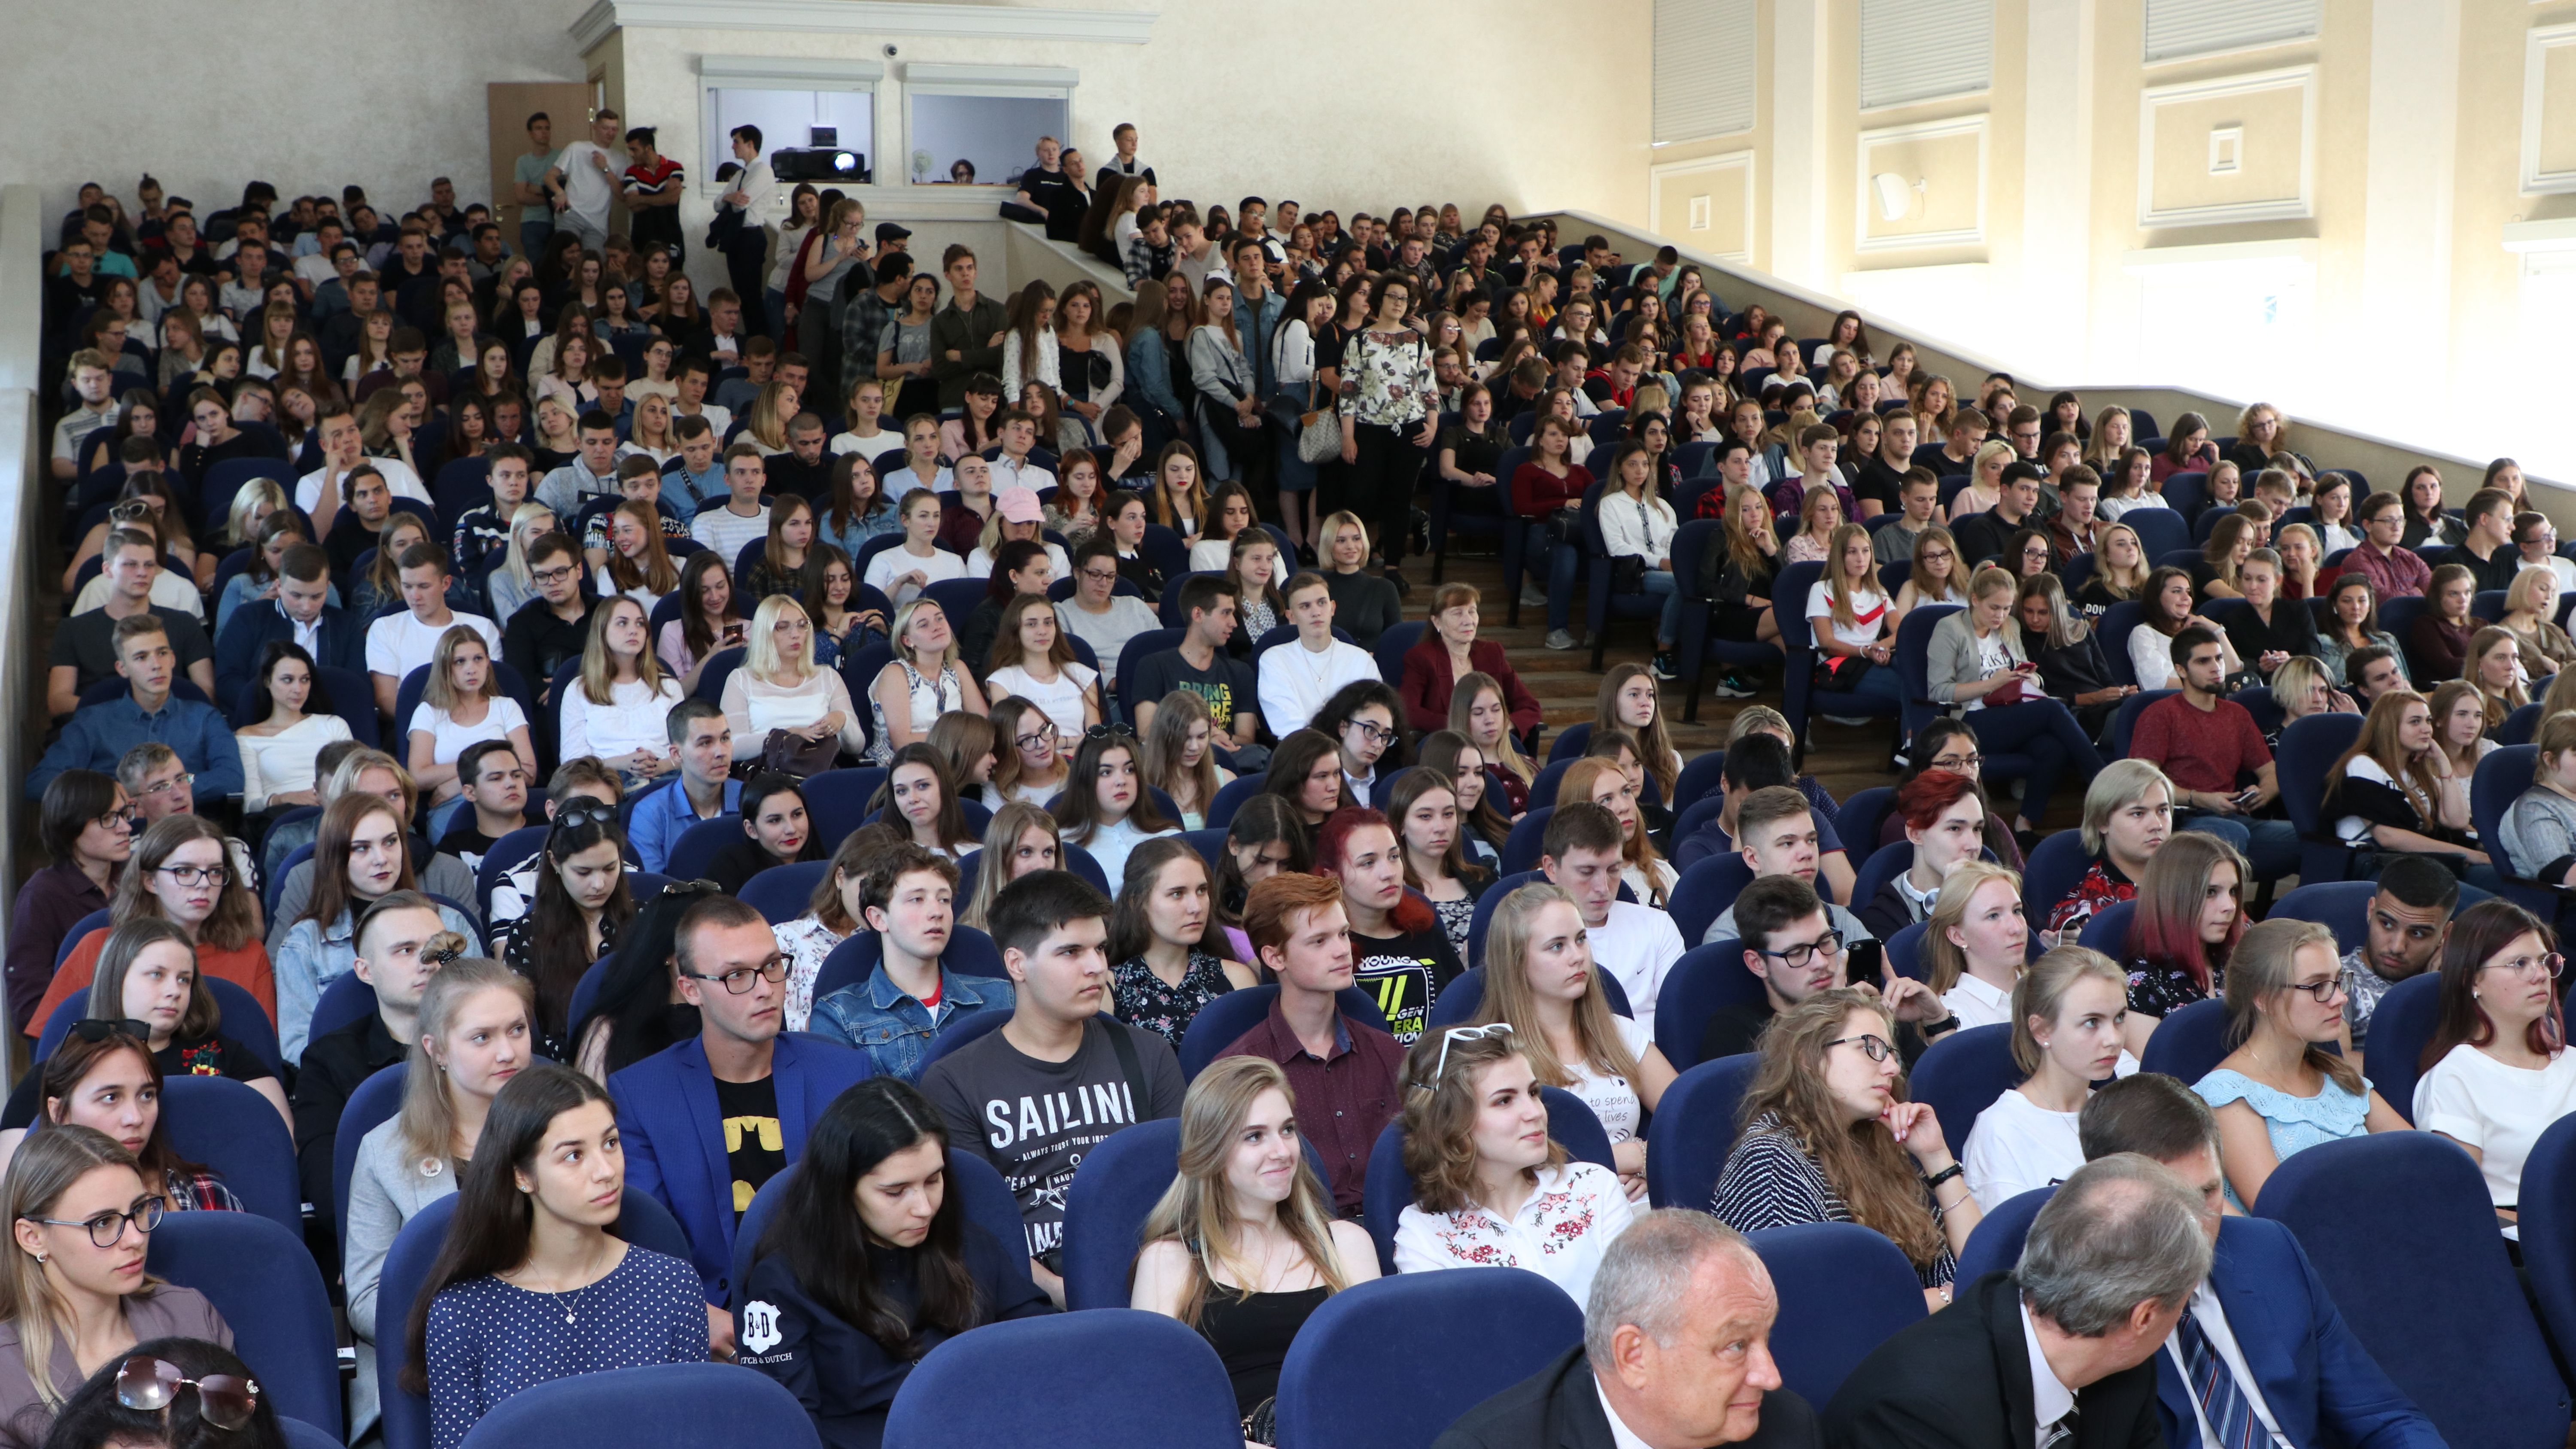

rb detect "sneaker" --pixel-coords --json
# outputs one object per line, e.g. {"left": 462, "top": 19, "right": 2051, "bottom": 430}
{"left": 1707, "top": 673, "right": 1757, "bottom": 699}
{"left": 1519, "top": 584, "right": 1548, "bottom": 608}
{"left": 1649, "top": 650, "right": 1679, "bottom": 682}
{"left": 1824, "top": 715, "right": 1875, "bottom": 727}
{"left": 1546, "top": 629, "right": 1581, "bottom": 650}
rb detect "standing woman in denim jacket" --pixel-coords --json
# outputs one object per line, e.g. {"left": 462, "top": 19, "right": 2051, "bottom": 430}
{"left": 1122, "top": 278, "right": 1188, "bottom": 454}
{"left": 1337, "top": 274, "right": 1440, "bottom": 597}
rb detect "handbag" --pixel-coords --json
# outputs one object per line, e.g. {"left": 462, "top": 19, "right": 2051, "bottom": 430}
{"left": 1297, "top": 380, "right": 1340, "bottom": 464}
{"left": 1610, "top": 555, "right": 1648, "bottom": 592}
{"left": 761, "top": 727, "right": 839, "bottom": 778}
{"left": 1983, "top": 673, "right": 2034, "bottom": 707}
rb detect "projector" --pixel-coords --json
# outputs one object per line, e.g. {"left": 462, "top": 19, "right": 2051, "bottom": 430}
{"left": 775, "top": 147, "right": 868, "bottom": 182}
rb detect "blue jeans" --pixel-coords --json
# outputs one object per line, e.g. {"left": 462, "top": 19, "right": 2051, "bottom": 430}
{"left": 1545, "top": 535, "right": 1582, "bottom": 632}
{"left": 764, "top": 286, "right": 790, "bottom": 342}
{"left": 1827, "top": 660, "right": 1904, "bottom": 712}
{"left": 1638, "top": 567, "right": 1681, "bottom": 646}
{"left": 2174, "top": 811, "right": 2301, "bottom": 884}
{"left": 517, "top": 216, "right": 553, "bottom": 259}
{"left": 1964, "top": 698, "right": 2107, "bottom": 825}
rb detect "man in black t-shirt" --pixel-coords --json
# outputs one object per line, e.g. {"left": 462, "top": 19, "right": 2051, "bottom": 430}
{"left": 501, "top": 534, "right": 595, "bottom": 702}
{"left": 922, "top": 871, "right": 1185, "bottom": 1308}
{"left": 1131, "top": 577, "right": 1264, "bottom": 765}
{"left": 432, "top": 741, "right": 531, "bottom": 872}
{"left": 1012, "top": 137, "right": 1088, "bottom": 244}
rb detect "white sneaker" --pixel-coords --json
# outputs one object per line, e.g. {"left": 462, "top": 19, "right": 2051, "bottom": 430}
{"left": 1546, "top": 629, "right": 1581, "bottom": 650}
{"left": 1519, "top": 584, "right": 1548, "bottom": 608}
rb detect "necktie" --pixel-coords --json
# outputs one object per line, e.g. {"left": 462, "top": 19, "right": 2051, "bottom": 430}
{"left": 2041, "top": 1406, "right": 2080, "bottom": 1449}
{"left": 2176, "top": 1309, "right": 2266, "bottom": 1449}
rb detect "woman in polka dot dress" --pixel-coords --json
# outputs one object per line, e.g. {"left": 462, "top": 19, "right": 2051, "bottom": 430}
{"left": 408, "top": 1064, "right": 708, "bottom": 1449}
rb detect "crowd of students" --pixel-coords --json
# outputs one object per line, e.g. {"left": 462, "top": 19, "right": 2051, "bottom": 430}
{"left": 15, "top": 137, "right": 2576, "bottom": 1449}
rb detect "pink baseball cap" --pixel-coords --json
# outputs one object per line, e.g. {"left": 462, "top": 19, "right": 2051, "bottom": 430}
{"left": 996, "top": 488, "right": 1043, "bottom": 524}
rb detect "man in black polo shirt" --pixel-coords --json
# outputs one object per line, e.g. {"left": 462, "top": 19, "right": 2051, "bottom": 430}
{"left": 500, "top": 533, "right": 594, "bottom": 704}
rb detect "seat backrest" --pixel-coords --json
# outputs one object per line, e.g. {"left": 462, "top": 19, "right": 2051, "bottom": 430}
{"left": 881, "top": 1309, "right": 1242, "bottom": 1449}
{"left": 2277, "top": 711, "right": 2364, "bottom": 844}
{"left": 2502, "top": 701, "right": 2546, "bottom": 747}
{"left": 1652, "top": 941, "right": 1765, "bottom": 1071}
{"left": 664, "top": 814, "right": 746, "bottom": 882}
{"left": 1271, "top": 1269, "right": 1584, "bottom": 1449}
{"left": 1115, "top": 627, "right": 1187, "bottom": 725}
{"left": 51, "top": 908, "right": 111, "bottom": 971}
{"left": 2137, "top": 997, "right": 2231, "bottom": 1083}
{"left": 1499, "top": 806, "right": 1555, "bottom": 876}
{"left": 2474, "top": 745, "right": 2540, "bottom": 879}
{"left": 1847, "top": 841, "right": 1915, "bottom": 922}
{"left": 1671, "top": 854, "right": 1753, "bottom": 950}
{"left": 1834, "top": 786, "right": 1894, "bottom": 855}
{"left": 1547, "top": 721, "right": 1596, "bottom": 764}
{"left": 159, "top": 1074, "right": 302, "bottom": 1238}
{"left": 2110, "top": 689, "right": 2178, "bottom": 759}
{"left": 1907, "top": 1024, "right": 2021, "bottom": 1154}
{"left": 333, "top": 1062, "right": 407, "bottom": 1248}
{"left": 1370, "top": 620, "right": 1425, "bottom": 693}
{"left": 1058, "top": 1118, "right": 1185, "bottom": 1312}
{"left": 1526, "top": 758, "right": 1573, "bottom": 812}
{"left": 1746, "top": 1221, "right": 1930, "bottom": 1410}
{"left": 2075, "top": 899, "right": 2136, "bottom": 960}
{"left": 1646, "top": 1053, "right": 1760, "bottom": 1210}
{"left": 145, "top": 1211, "right": 343, "bottom": 1437}
{"left": 1884, "top": 921, "right": 1929, "bottom": 981}
{"left": 1674, "top": 748, "right": 1728, "bottom": 815}
{"left": 1206, "top": 773, "right": 1268, "bottom": 830}
{"left": 2256, "top": 1133, "right": 2572, "bottom": 1449}
{"left": 2361, "top": 972, "right": 2444, "bottom": 1124}
{"left": 1955, "top": 1184, "right": 2056, "bottom": 1284}
{"left": 2018, "top": 829, "right": 2094, "bottom": 932}
{"left": 455, "top": 1363, "right": 820, "bottom": 1449}
{"left": 307, "top": 968, "right": 379, "bottom": 1047}
{"left": 2513, "top": 1115, "right": 2576, "bottom": 1394}
{"left": 740, "top": 860, "right": 829, "bottom": 923}
{"left": 801, "top": 766, "right": 891, "bottom": 850}
{"left": 1892, "top": 604, "right": 1961, "bottom": 733}
{"left": 2269, "top": 880, "right": 2377, "bottom": 955}
{"left": 1175, "top": 984, "right": 1391, "bottom": 1079}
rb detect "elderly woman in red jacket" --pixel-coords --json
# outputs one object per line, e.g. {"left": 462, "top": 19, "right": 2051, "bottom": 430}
{"left": 1399, "top": 582, "right": 1544, "bottom": 735}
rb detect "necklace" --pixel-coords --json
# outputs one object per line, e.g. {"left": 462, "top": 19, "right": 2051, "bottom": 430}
{"left": 550, "top": 1279, "right": 590, "bottom": 1325}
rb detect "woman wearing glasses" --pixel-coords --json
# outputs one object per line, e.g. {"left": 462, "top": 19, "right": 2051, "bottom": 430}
{"left": 272, "top": 794, "right": 483, "bottom": 1066}
{"left": 33, "top": 816, "right": 274, "bottom": 1042}
{"left": 409, "top": 1064, "right": 708, "bottom": 1449}
{"left": 2189, "top": 918, "right": 2406, "bottom": 1213}
{"left": 983, "top": 699, "right": 1070, "bottom": 811}
{"left": 8, "top": 776, "right": 133, "bottom": 1025}
{"left": 1712, "top": 987, "right": 1981, "bottom": 1311}
{"left": 344, "top": 957, "right": 532, "bottom": 1435}
{"left": 1051, "top": 729, "right": 1181, "bottom": 892}
{"left": 0, "top": 1127, "right": 235, "bottom": 1442}
{"left": 489, "top": 802, "right": 634, "bottom": 1052}
{"left": 2413, "top": 899, "right": 2576, "bottom": 1240}
{"left": 1312, "top": 680, "right": 1407, "bottom": 811}
{"left": 1389, "top": 1022, "right": 1634, "bottom": 1303}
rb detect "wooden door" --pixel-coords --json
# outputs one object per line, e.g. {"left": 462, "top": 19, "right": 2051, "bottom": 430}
{"left": 487, "top": 81, "right": 598, "bottom": 226}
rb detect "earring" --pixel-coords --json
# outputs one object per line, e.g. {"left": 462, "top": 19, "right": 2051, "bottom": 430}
{"left": 33, "top": 1253, "right": 46, "bottom": 1265}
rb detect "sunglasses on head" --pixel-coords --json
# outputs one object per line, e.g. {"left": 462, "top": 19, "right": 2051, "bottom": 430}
{"left": 115, "top": 1355, "right": 259, "bottom": 1431}
{"left": 70, "top": 1019, "right": 149, "bottom": 1045}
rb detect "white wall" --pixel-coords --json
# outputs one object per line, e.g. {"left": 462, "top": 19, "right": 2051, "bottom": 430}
{"left": 0, "top": 0, "right": 590, "bottom": 225}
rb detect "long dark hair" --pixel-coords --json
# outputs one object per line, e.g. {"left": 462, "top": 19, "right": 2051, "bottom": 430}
{"left": 1106, "top": 836, "right": 1233, "bottom": 962}
{"left": 249, "top": 639, "right": 334, "bottom": 725}
{"left": 753, "top": 1078, "right": 981, "bottom": 1353}
{"left": 1416, "top": 729, "right": 1511, "bottom": 852}
{"left": 1052, "top": 731, "right": 1177, "bottom": 844}
{"left": 569, "top": 886, "right": 703, "bottom": 1077}
{"left": 875, "top": 743, "right": 976, "bottom": 852}
{"left": 402, "top": 1064, "right": 618, "bottom": 1393}
{"left": 2424, "top": 898, "right": 2564, "bottom": 1071}
{"left": 1214, "top": 794, "right": 1311, "bottom": 928}
{"left": 36, "top": 1026, "right": 211, "bottom": 1188}
{"left": 524, "top": 806, "right": 636, "bottom": 1036}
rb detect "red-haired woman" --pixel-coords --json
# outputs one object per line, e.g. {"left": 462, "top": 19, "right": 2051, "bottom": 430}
{"left": 1312, "top": 807, "right": 1461, "bottom": 1049}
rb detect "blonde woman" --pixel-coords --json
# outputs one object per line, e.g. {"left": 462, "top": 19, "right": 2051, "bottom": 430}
{"left": 2273, "top": 522, "right": 2323, "bottom": 602}
{"left": 1473, "top": 882, "right": 1678, "bottom": 1200}
{"left": 1140, "top": 690, "right": 1234, "bottom": 830}
{"left": 959, "top": 802, "right": 1063, "bottom": 930}
{"left": 724, "top": 594, "right": 869, "bottom": 765}
{"left": 1806, "top": 522, "right": 1900, "bottom": 713}
{"left": 2500, "top": 567, "right": 2576, "bottom": 681}
{"left": 485, "top": 502, "right": 559, "bottom": 625}
{"left": 601, "top": 499, "right": 682, "bottom": 611}
{"left": 1947, "top": 440, "right": 2014, "bottom": 523}
{"left": 562, "top": 598, "right": 683, "bottom": 786}
{"left": 406, "top": 626, "right": 536, "bottom": 816}
{"left": 2465, "top": 629, "right": 2532, "bottom": 739}
{"left": 2082, "top": 406, "right": 2133, "bottom": 473}
{"left": 1132, "top": 1057, "right": 1378, "bottom": 1429}
{"left": 1919, "top": 861, "right": 2032, "bottom": 1030}
{"left": 867, "top": 598, "right": 983, "bottom": 765}
{"left": 1782, "top": 485, "right": 1844, "bottom": 567}
{"left": 2073, "top": 522, "right": 2152, "bottom": 618}
{"left": 1449, "top": 671, "right": 1536, "bottom": 816}
{"left": 617, "top": 391, "right": 678, "bottom": 466}
{"left": 1960, "top": 947, "right": 2132, "bottom": 1207}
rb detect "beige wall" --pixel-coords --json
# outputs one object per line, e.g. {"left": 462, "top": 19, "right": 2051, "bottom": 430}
{"left": 1592, "top": 0, "right": 2576, "bottom": 493}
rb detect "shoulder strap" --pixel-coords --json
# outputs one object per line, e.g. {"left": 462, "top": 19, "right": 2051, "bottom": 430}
{"left": 1100, "top": 1016, "right": 1151, "bottom": 1119}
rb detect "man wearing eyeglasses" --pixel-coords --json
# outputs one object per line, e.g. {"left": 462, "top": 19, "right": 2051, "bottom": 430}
{"left": 118, "top": 741, "right": 258, "bottom": 894}
{"left": 611, "top": 893, "right": 874, "bottom": 1331}
{"left": 1698, "top": 874, "right": 1918, "bottom": 1068}
{"left": 292, "top": 890, "right": 453, "bottom": 1258}
{"left": 31, "top": 615, "right": 242, "bottom": 808}
{"left": 500, "top": 533, "right": 595, "bottom": 705}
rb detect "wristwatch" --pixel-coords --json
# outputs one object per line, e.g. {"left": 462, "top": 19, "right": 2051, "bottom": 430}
{"left": 1922, "top": 1015, "right": 1961, "bottom": 1039}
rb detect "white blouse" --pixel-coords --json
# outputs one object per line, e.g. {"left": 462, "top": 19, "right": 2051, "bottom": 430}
{"left": 985, "top": 661, "right": 1100, "bottom": 746}
{"left": 407, "top": 697, "right": 528, "bottom": 772}
{"left": 2415, "top": 1043, "right": 2576, "bottom": 1234}
{"left": 1562, "top": 1015, "right": 1654, "bottom": 1145}
{"left": 560, "top": 676, "right": 684, "bottom": 763}
{"left": 722, "top": 668, "right": 868, "bottom": 761}
{"left": 237, "top": 714, "right": 354, "bottom": 813}
{"left": 1961, "top": 1088, "right": 2084, "bottom": 1209}
{"left": 772, "top": 915, "right": 851, "bottom": 1032}
{"left": 1394, "top": 1162, "right": 1636, "bottom": 1309}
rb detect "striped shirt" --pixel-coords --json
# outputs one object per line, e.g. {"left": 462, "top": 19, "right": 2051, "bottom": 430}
{"left": 1711, "top": 1112, "right": 1956, "bottom": 1289}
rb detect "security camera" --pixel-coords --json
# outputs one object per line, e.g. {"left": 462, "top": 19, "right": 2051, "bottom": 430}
{"left": 883, "top": 43, "right": 899, "bottom": 57}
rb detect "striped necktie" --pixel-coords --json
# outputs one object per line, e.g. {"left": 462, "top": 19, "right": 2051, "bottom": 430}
{"left": 2176, "top": 1309, "right": 2266, "bottom": 1449}
{"left": 2041, "top": 1405, "right": 2080, "bottom": 1449}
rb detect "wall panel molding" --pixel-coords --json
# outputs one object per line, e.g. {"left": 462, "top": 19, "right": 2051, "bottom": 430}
{"left": 1650, "top": 151, "right": 1756, "bottom": 260}
{"left": 2523, "top": 22, "right": 2576, "bottom": 194}
{"left": 2137, "top": 65, "right": 2316, "bottom": 228}
{"left": 1856, "top": 114, "right": 1988, "bottom": 252}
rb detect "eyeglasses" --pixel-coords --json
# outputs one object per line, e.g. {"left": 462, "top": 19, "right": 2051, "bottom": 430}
{"left": 1928, "top": 754, "right": 1982, "bottom": 772}
{"left": 1078, "top": 567, "right": 1118, "bottom": 583}
{"left": 1825, "top": 1033, "right": 1896, "bottom": 1063}
{"left": 153, "top": 862, "right": 226, "bottom": 887}
{"left": 1344, "top": 720, "right": 1397, "bottom": 746}
{"left": 1420, "top": 1022, "right": 1513, "bottom": 1086}
{"left": 531, "top": 563, "right": 577, "bottom": 585}
{"left": 70, "top": 1018, "right": 150, "bottom": 1045}
{"left": 92, "top": 808, "right": 140, "bottom": 834}
{"left": 1756, "top": 931, "right": 1844, "bottom": 969}
{"left": 1015, "top": 731, "right": 1054, "bottom": 751}
{"left": 2282, "top": 975, "right": 2349, "bottom": 1005}
{"left": 109, "top": 500, "right": 152, "bottom": 522}
{"left": 684, "top": 954, "right": 790, "bottom": 994}
{"left": 26, "top": 1195, "right": 166, "bottom": 1248}
{"left": 115, "top": 1355, "right": 259, "bottom": 1431}
{"left": 2481, "top": 952, "right": 2567, "bottom": 983}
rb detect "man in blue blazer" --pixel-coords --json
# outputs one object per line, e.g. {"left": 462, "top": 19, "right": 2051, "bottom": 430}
{"left": 213, "top": 542, "right": 369, "bottom": 705}
{"left": 2078, "top": 1074, "right": 2444, "bottom": 1449}
{"left": 610, "top": 893, "right": 872, "bottom": 1337}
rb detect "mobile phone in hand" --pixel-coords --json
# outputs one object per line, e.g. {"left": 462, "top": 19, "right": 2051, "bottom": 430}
{"left": 1846, "top": 940, "right": 1885, "bottom": 987}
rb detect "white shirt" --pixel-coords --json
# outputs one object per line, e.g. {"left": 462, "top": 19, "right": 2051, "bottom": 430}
{"left": 2022, "top": 1301, "right": 2078, "bottom": 1449}
{"left": 1191, "top": 537, "right": 1292, "bottom": 583}
{"left": 367, "top": 610, "right": 501, "bottom": 681}
{"left": 966, "top": 543, "right": 1070, "bottom": 582}
{"left": 2129, "top": 626, "right": 2178, "bottom": 694}
{"left": 298, "top": 457, "right": 426, "bottom": 512}
{"left": 1395, "top": 1162, "right": 1634, "bottom": 1307}
{"left": 863, "top": 542, "right": 967, "bottom": 607}
{"left": 1596, "top": 1377, "right": 1657, "bottom": 1449}
{"left": 1944, "top": 972, "right": 2017, "bottom": 1031}
{"left": 690, "top": 504, "right": 771, "bottom": 569}
{"left": 556, "top": 141, "right": 618, "bottom": 228}
{"left": 2539, "top": 555, "right": 2576, "bottom": 594}
{"left": 1805, "top": 583, "right": 1893, "bottom": 652}
{"left": 985, "top": 661, "right": 1099, "bottom": 746}
{"left": 406, "top": 697, "right": 530, "bottom": 772}
{"left": 561, "top": 676, "right": 683, "bottom": 762}
{"left": 73, "top": 570, "right": 204, "bottom": 621}
{"left": 829, "top": 427, "right": 897, "bottom": 458}
{"left": 992, "top": 456, "right": 1056, "bottom": 495}
{"left": 1564, "top": 1015, "right": 1655, "bottom": 1145}
{"left": 886, "top": 464, "right": 954, "bottom": 496}
{"left": 2164, "top": 1279, "right": 2296, "bottom": 1449}
{"left": 735, "top": 160, "right": 782, "bottom": 231}
{"left": 1257, "top": 637, "right": 1379, "bottom": 738}
{"left": 1077, "top": 816, "right": 1179, "bottom": 896}
{"left": 1598, "top": 490, "right": 1677, "bottom": 565}
{"left": 237, "top": 714, "right": 354, "bottom": 813}
{"left": 2415, "top": 1043, "right": 2576, "bottom": 1231}
{"left": 1962, "top": 1088, "right": 2084, "bottom": 1209}
{"left": 1587, "top": 902, "right": 1685, "bottom": 1041}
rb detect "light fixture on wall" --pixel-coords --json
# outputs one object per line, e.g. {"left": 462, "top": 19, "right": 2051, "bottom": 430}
{"left": 1871, "top": 171, "right": 1927, "bottom": 222}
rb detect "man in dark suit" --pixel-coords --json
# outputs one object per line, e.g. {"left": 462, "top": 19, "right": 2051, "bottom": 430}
{"left": 1434, "top": 1209, "right": 1820, "bottom": 1449}
{"left": 1823, "top": 1155, "right": 2209, "bottom": 1449}
{"left": 2078, "top": 1072, "right": 2445, "bottom": 1449}
{"left": 213, "top": 542, "right": 368, "bottom": 704}
{"left": 609, "top": 893, "right": 873, "bottom": 1336}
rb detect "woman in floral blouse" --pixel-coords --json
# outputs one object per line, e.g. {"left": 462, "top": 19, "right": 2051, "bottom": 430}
{"left": 1336, "top": 276, "right": 1441, "bottom": 596}
{"left": 1391, "top": 1023, "right": 1634, "bottom": 1306}
{"left": 1106, "top": 838, "right": 1257, "bottom": 1048}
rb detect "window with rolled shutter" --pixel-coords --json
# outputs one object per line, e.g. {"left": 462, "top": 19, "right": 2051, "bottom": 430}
{"left": 1655, "top": 0, "right": 1757, "bottom": 143}
{"left": 1859, "top": 0, "right": 1993, "bottom": 111}
{"left": 2144, "top": 0, "right": 2319, "bottom": 64}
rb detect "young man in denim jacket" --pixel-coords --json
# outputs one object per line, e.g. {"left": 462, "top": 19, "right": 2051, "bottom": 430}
{"left": 808, "top": 841, "right": 1013, "bottom": 1079}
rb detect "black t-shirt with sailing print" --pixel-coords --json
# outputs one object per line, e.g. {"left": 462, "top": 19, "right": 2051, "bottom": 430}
{"left": 1348, "top": 926, "right": 1464, "bottom": 1047}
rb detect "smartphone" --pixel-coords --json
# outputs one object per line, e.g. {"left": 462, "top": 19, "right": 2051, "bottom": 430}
{"left": 1846, "top": 939, "right": 1885, "bottom": 987}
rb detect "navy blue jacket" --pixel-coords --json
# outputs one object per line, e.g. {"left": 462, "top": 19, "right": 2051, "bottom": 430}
{"left": 609, "top": 1033, "right": 874, "bottom": 1303}
{"left": 214, "top": 598, "right": 370, "bottom": 706}
{"left": 2152, "top": 1217, "right": 2443, "bottom": 1449}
